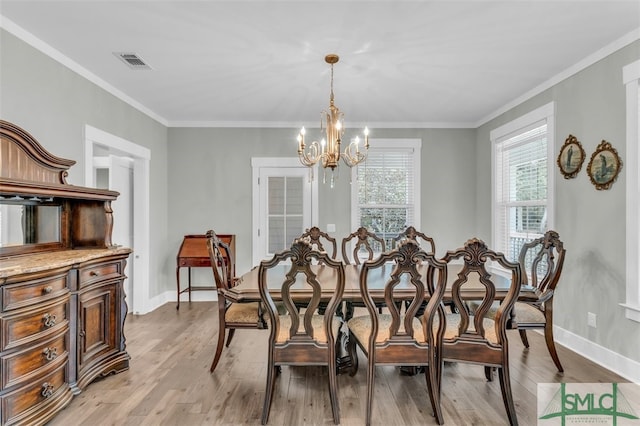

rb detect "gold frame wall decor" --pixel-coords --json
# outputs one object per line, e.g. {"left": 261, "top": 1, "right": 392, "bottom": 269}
{"left": 557, "top": 134, "right": 586, "bottom": 179}
{"left": 586, "top": 140, "right": 622, "bottom": 190}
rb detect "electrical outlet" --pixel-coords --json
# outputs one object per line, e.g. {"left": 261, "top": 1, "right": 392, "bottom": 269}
{"left": 587, "top": 312, "right": 597, "bottom": 328}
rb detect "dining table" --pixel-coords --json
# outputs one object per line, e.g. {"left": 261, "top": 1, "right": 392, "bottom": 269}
{"left": 223, "top": 262, "right": 536, "bottom": 374}
{"left": 223, "top": 262, "right": 538, "bottom": 305}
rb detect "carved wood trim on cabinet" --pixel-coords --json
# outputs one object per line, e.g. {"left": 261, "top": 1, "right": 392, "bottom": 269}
{"left": 0, "top": 121, "right": 132, "bottom": 425}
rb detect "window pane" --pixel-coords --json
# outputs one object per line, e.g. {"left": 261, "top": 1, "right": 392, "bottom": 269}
{"left": 494, "top": 117, "right": 549, "bottom": 261}
{"left": 286, "top": 215, "right": 303, "bottom": 247}
{"left": 286, "top": 177, "right": 303, "bottom": 215}
{"left": 269, "top": 216, "right": 284, "bottom": 253}
{"left": 355, "top": 144, "right": 418, "bottom": 241}
{"left": 268, "top": 177, "right": 284, "bottom": 215}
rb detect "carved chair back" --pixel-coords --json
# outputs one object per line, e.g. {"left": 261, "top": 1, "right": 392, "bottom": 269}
{"left": 341, "top": 227, "right": 386, "bottom": 265}
{"left": 393, "top": 226, "right": 436, "bottom": 255}
{"left": 299, "top": 226, "right": 338, "bottom": 259}
{"left": 518, "top": 230, "right": 565, "bottom": 294}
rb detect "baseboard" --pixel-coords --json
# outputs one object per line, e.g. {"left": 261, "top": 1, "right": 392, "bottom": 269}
{"left": 134, "top": 290, "right": 218, "bottom": 315}
{"left": 553, "top": 325, "right": 640, "bottom": 383}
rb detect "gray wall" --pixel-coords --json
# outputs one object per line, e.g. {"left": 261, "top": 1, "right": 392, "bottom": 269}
{"left": 2, "top": 24, "right": 638, "bottom": 365}
{"left": 167, "top": 127, "right": 477, "bottom": 275}
{"left": 476, "top": 41, "right": 640, "bottom": 362}
{"left": 0, "top": 29, "right": 171, "bottom": 301}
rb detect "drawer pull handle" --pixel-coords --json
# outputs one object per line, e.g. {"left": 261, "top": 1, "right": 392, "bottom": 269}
{"left": 42, "top": 313, "right": 57, "bottom": 328}
{"left": 41, "top": 382, "right": 55, "bottom": 398}
{"left": 43, "top": 286, "right": 53, "bottom": 294}
{"left": 43, "top": 347, "right": 58, "bottom": 361}
{"left": 90, "top": 271, "right": 99, "bottom": 276}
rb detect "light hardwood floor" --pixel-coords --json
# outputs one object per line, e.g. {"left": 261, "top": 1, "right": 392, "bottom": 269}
{"left": 48, "top": 302, "right": 628, "bottom": 425}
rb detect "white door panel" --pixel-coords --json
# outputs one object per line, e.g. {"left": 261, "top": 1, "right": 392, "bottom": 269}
{"left": 252, "top": 159, "right": 317, "bottom": 265}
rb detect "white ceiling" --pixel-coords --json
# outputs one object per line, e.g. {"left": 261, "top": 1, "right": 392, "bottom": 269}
{"left": 1, "top": 1, "right": 639, "bottom": 128}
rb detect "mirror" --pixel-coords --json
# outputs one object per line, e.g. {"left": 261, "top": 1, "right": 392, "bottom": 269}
{"left": 0, "top": 202, "right": 61, "bottom": 248}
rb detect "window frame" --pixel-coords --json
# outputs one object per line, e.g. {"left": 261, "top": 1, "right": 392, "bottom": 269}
{"left": 623, "top": 59, "right": 640, "bottom": 322}
{"left": 350, "top": 138, "right": 422, "bottom": 246}
{"left": 490, "top": 102, "right": 556, "bottom": 262}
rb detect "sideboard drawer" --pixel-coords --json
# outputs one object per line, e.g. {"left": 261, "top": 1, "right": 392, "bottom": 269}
{"left": 2, "top": 331, "right": 68, "bottom": 389}
{"left": 0, "top": 361, "right": 70, "bottom": 426}
{"left": 178, "top": 257, "right": 211, "bottom": 268}
{"left": 2, "top": 270, "right": 69, "bottom": 312}
{"left": 1, "top": 298, "right": 69, "bottom": 351}
{"left": 79, "top": 261, "right": 122, "bottom": 287}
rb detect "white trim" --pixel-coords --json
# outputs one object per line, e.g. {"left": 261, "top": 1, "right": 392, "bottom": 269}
{"left": 478, "top": 27, "right": 640, "bottom": 127}
{"left": 553, "top": 325, "right": 640, "bottom": 383}
{"left": 0, "top": 15, "right": 167, "bottom": 126}
{"left": 489, "top": 102, "right": 555, "bottom": 141}
{"left": 251, "top": 158, "right": 319, "bottom": 265}
{"left": 350, "top": 138, "right": 422, "bottom": 232}
{"left": 3, "top": 13, "right": 637, "bottom": 130}
{"left": 168, "top": 120, "right": 476, "bottom": 129}
{"left": 84, "top": 125, "right": 152, "bottom": 315}
{"left": 623, "top": 59, "right": 640, "bottom": 322}
{"left": 490, "top": 102, "right": 556, "bottom": 250}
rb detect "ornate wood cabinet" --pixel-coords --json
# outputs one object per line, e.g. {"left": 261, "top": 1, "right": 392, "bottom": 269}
{"left": 0, "top": 120, "right": 132, "bottom": 425}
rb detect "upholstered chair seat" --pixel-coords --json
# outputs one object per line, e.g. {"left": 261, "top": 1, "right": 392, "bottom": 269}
{"left": 277, "top": 314, "right": 342, "bottom": 344}
{"left": 225, "top": 301, "right": 264, "bottom": 324}
{"left": 348, "top": 314, "right": 427, "bottom": 344}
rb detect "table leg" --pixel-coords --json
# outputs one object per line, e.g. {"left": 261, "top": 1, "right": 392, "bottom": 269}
{"left": 188, "top": 267, "right": 192, "bottom": 303}
{"left": 176, "top": 266, "right": 181, "bottom": 310}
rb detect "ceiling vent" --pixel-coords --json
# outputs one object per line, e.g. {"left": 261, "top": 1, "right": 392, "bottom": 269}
{"left": 114, "top": 52, "right": 152, "bottom": 70}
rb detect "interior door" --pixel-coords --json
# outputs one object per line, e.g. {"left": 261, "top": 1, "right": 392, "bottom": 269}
{"left": 108, "top": 155, "right": 134, "bottom": 304}
{"left": 252, "top": 159, "right": 317, "bottom": 265}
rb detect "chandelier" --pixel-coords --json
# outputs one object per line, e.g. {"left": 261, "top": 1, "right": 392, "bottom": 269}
{"left": 297, "top": 54, "right": 369, "bottom": 185}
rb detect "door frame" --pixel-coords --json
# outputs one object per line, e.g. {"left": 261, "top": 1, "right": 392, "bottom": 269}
{"left": 251, "top": 157, "right": 318, "bottom": 265}
{"left": 84, "top": 125, "right": 151, "bottom": 315}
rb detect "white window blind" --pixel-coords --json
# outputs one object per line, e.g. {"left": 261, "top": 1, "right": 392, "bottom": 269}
{"left": 352, "top": 140, "right": 420, "bottom": 250}
{"left": 267, "top": 176, "right": 304, "bottom": 253}
{"left": 494, "top": 121, "right": 549, "bottom": 262}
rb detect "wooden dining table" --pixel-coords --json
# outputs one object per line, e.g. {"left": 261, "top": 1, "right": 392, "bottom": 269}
{"left": 223, "top": 262, "right": 537, "bottom": 305}
{"left": 223, "top": 262, "right": 536, "bottom": 374}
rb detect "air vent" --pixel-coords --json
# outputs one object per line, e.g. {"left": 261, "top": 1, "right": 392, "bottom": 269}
{"left": 113, "top": 52, "right": 152, "bottom": 70}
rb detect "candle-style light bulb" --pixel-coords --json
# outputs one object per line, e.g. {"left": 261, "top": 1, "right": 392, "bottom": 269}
{"left": 364, "top": 126, "right": 370, "bottom": 148}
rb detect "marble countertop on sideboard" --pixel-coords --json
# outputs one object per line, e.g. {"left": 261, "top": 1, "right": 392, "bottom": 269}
{"left": 0, "top": 247, "right": 132, "bottom": 279}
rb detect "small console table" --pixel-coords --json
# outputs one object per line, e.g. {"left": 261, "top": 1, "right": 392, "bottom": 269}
{"left": 176, "top": 234, "right": 235, "bottom": 309}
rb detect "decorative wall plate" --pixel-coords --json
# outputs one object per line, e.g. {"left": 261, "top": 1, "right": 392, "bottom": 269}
{"left": 586, "top": 140, "right": 622, "bottom": 190}
{"left": 557, "top": 134, "right": 585, "bottom": 179}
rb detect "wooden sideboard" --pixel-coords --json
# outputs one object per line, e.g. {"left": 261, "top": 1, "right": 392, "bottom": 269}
{"left": 0, "top": 120, "right": 132, "bottom": 425}
{"left": 176, "top": 234, "right": 235, "bottom": 309}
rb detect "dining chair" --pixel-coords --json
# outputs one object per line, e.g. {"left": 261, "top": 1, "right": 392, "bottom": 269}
{"left": 206, "top": 229, "right": 267, "bottom": 373}
{"left": 514, "top": 230, "right": 566, "bottom": 372}
{"left": 341, "top": 227, "right": 386, "bottom": 320}
{"left": 440, "top": 238, "right": 523, "bottom": 426}
{"left": 468, "top": 230, "right": 566, "bottom": 372}
{"left": 258, "top": 237, "right": 345, "bottom": 425}
{"left": 299, "top": 226, "right": 338, "bottom": 259}
{"left": 393, "top": 225, "right": 436, "bottom": 254}
{"left": 341, "top": 226, "right": 386, "bottom": 265}
{"left": 346, "top": 238, "right": 448, "bottom": 425}
{"left": 299, "top": 226, "right": 338, "bottom": 315}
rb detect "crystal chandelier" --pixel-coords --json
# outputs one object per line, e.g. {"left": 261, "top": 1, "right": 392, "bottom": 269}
{"left": 297, "top": 54, "right": 369, "bottom": 186}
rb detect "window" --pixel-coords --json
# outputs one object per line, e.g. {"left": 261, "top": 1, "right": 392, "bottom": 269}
{"left": 251, "top": 158, "right": 318, "bottom": 265}
{"left": 351, "top": 139, "right": 421, "bottom": 251}
{"left": 491, "top": 102, "right": 555, "bottom": 264}
{"left": 623, "top": 59, "right": 640, "bottom": 322}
